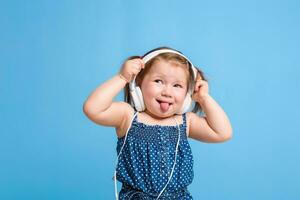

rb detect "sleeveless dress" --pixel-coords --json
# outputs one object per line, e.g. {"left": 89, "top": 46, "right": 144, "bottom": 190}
{"left": 116, "top": 112, "right": 194, "bottom": 199}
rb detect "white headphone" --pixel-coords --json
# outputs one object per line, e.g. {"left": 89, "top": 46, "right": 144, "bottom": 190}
{"left": 129, "top": 48, "right": 198, "bottom": 114}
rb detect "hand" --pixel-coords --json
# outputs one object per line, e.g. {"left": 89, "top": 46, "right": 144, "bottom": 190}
{"left": 119, "top": 58, "right": 145, "bottom": 82}
{"left": 192, "top": 73, "right": 210, "bottom": 103}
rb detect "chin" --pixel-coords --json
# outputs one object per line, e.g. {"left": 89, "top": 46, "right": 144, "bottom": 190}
{"left": 156, "top": 109, "right": 178, "bottom": 117}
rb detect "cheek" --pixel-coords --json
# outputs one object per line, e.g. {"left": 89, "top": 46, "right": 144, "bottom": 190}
{"left": 175, "top": 90, "right": 188, "bottom": 102}
{"left": 141, "top": 84, "right": 159, "bottom": 98}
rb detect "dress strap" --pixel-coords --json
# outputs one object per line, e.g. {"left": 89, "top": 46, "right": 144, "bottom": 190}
{"left": 132, "top": 111, "right": 139, "bottom": 125}
{"left": 182, "top": 112, "right": 187, "bottom": 125}
{"left": 114, "top": 111, "right": 139, "bottom": 199}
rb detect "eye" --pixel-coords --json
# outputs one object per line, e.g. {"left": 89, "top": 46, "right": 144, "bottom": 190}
{"left": 154, "top": 79, "right": 163, "bottom": 84}
{"left": 174, "top": 84, "right": 183, "bottom": 88}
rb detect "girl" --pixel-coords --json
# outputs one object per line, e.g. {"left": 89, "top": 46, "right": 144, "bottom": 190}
{"left": 83, "top": 47, "right": 233, "bottom": 199}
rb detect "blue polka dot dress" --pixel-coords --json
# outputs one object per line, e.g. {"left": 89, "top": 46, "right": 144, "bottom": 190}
{"left": 116, "top": 112, "right": 194, "bottom": 199}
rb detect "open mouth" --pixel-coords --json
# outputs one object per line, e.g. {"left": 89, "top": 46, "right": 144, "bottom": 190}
{"left": 156, "top": 100, "right": 172, "bottom": 105}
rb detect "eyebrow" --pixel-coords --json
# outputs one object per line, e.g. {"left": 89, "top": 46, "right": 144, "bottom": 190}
{"left": 151, "top": 74, "right": 187, "bottom": 84}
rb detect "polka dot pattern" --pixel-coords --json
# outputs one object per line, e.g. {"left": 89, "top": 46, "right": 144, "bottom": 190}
{"left": 116, "top": 112, "right": 194, "bottom": 199}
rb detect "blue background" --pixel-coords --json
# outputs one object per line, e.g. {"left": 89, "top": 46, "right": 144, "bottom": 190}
{"left": 1, "top": 0, "right": 299, "bottom": 199}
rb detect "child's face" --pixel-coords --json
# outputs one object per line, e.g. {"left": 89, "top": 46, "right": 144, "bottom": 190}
{"left": 140, "top": 60, "right": 189, "bottom": 118}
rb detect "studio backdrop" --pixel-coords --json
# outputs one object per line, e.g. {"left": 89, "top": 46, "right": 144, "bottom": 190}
{"left": 1, "top": 0, "right": 300, "bottom": 199}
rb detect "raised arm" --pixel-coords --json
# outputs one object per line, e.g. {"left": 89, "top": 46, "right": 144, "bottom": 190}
{"left": 83, "top": 58, "right": 144, "bottom": 128}
{"left": 188, "top": 76, "right": 233, "bottom": 143}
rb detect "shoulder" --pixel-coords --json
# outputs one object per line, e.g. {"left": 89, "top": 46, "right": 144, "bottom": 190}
{"left": 185, "top": 112, "right": 195, "bottom": 137}
{"left": 186, "top": 112, "right": 197, "bottom": 122}
{"left": 186, "top": 111, "right": 207, "bottom": 140}
{"left": 185, "top": 112, "right": 209, "bottom": 139}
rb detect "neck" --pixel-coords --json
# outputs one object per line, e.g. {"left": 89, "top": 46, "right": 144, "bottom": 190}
{"left": 144, "top": 109, "right": 178, "bottom": 121}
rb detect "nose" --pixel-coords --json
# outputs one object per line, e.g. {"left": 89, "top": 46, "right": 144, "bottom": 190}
{"left": 161, "top": 85, "right": 172, "bottom": 98}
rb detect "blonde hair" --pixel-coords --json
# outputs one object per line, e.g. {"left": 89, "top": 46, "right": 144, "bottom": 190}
{"left": 123, "top": 46, "right": 208, "bottom": 114}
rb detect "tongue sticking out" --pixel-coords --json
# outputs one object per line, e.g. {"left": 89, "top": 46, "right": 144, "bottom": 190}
{"left": 159, "top": 102, "right": 170, "bottom": 112}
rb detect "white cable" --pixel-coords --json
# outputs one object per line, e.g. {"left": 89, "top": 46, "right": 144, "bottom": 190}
{"left": 114, "top": 112, "right": 139, "bottom": 200}
{"left": 114, "top": 113, "right": 181, "bottom": 200}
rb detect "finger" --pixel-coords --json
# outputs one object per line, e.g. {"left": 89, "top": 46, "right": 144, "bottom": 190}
{"left": 130, "top": 59, "right": 141, "bottom": 66}
{"left": 194, "top": 84, "right": 200, "bottom": 92}
{"left": 132, "top": 63, "right": 141, "bottom": 70}
{"left": 200, "top": 81, "right": 208, "bottom": 88}
{"left": 196, "top": 72, "right": 202, "bottom": 80}
{"left": 132, "top": 68, "right": 139, "bottom": 75}
{"left": 194, "top": 81, "right": 202, "bottom": 91}
{"left": 141, "top": 60, "right": 145, "bottom": 69}
{"left": 136, "top": 60, "right": 144, "bottom": 69}
{"left": 139, "top": 59, "right": 145, "bottom": 69}
{"left": 134, "top": 58, "right": 144, "bottom": 67}
{"left": 133, "top": 67, "right": 142, "bottom": 75}
{"left": 196, "top": 80, "right": 207, "bottom": 88}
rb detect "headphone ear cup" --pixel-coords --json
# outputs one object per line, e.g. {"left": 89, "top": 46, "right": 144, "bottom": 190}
{"left": 177, "top": 95, "right": 192, "bottom": 114}
{"left": 130, "top": 86, "right": 145, "bottom": 111}
{"left": 136, "top": 87, "right": 145, "bottom": 111}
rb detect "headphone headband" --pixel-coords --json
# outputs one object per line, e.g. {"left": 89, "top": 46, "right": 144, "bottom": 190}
{"left": 129, "top": 49, "right": 198, "bottom": 91}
